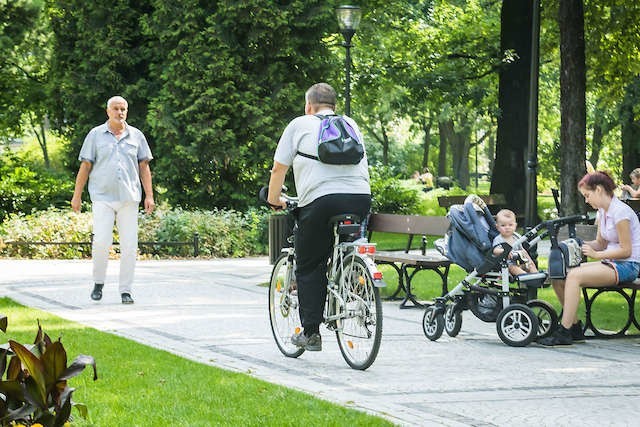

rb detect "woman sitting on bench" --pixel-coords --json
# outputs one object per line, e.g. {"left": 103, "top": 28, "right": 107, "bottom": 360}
{"left": 540, "top": 171, "right": 640, "bottom": 346}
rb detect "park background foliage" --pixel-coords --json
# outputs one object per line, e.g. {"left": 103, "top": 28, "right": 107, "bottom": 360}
{"left": 2, "top": 0, "right": 640, "bottom": 245}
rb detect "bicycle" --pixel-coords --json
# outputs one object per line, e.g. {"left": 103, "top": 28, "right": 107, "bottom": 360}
{"left": 261, "top": 188, "right": 385, "bottom": 370}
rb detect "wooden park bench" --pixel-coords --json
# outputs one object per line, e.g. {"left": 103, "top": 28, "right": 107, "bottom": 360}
{"left": 367, "top": 213, "right": 451, "bottom": 309}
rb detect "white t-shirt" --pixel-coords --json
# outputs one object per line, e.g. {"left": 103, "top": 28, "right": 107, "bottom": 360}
{"left": 274, "top": 109, "right": 370, "bottom": 207}
{"left": 597, "top": 197, "right": 640, "bottom": 262}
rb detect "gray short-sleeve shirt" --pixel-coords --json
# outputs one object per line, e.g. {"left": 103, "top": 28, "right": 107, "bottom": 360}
{"left": 273, "top": 110, "right": 370, "bottom": 207}
{"left": 79, "top": 122, "right": 153, "bottom": 203}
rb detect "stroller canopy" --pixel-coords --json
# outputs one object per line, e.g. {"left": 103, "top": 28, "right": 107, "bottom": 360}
{"left": 443, "top": 195, "right": 499, "bottom": 272}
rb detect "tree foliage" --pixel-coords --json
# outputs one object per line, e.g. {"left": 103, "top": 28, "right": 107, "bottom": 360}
{"left": 143, "top": 0, "right": 337, "bottom": 209}
{"left": 2, "top": 0, "right": 640, "bottom": 219}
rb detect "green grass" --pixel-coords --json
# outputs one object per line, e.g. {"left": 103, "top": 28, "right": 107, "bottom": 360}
{"left": 0, "top": 298, "right": 393, "bottom": 427}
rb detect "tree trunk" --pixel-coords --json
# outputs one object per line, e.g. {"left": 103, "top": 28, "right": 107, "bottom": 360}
{"left": 487, "top": 124, "right": 496, "bottom": 178}
{"left": 421, "top": 115, "right": 433, "bottom": 170}
{"left": 379, "top": 117, "right": 390, "bottom": 166}
{"left": 29, "top": 113, "right": 50, "bottom": 168}
{"left": 559, "top": 0, "right": 587, "bottom": 215}
{"left": 620, "top": 77, "right": 640, "bottom": 180}
{"left": 491, "top": 0, "right": 533, "bottom": 214}
{"left": 437, "top": 121, "right": 448, "bottom": 177}
{"left": 588, "top": 112, "right": 603, "bottom": 170}
{"left": 440, "top": 118, "right": 471, "bottom": 189}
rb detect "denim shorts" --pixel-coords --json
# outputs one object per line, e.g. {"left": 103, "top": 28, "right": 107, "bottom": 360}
{"left": 601, "top": 260, "right": 640, "bottom": 283}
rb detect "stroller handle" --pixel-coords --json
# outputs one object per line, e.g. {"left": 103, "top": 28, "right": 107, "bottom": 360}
{"left": 539, "top": 213, "right": 590, "bottom": 229}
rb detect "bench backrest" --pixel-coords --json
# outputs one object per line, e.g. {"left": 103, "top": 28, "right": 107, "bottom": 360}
{"left": 437, "top": 194, "right": 506, "bottom": 209}
{"left": 368, "top": 213, "right": 450, "bottom": 237}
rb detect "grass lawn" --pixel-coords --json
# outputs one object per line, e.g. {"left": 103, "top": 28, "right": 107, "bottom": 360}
{"left": 0, "top": 298, "right": 393, "bottom": 427}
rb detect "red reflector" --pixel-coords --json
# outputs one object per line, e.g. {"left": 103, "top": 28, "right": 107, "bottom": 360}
{"left": 357, "top": 245, "right": 375, "bottom": 254}
{"left": 373, "top": 272, "right": 383, "bottom": 280}
{"left": 344, "top": 220, "right": 352, "bottom": 225}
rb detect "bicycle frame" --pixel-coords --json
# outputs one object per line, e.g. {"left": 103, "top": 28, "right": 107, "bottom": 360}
{"left": 325, "top": 220, "right": 385, "bottom": 326}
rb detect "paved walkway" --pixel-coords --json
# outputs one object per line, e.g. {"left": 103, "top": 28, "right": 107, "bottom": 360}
{"left": 1, "top": 258, "right": 640, "bottom": 426}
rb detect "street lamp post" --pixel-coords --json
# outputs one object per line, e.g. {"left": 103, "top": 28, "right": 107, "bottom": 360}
{"left": 335, "top": 5, "right": 361, "bottom": 117}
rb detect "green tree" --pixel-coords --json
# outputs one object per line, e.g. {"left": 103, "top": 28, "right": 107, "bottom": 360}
{"left": 46, "top": 0, "right": 155, "bottom": 169}
{"left": 0, "top": 0, "right": 53, "bottom": 167}
{"left": 143, "top": 0, "right": 338, "bottom": 209}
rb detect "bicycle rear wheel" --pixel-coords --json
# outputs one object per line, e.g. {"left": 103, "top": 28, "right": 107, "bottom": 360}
{"left": 269, "top": 253, "right": 304, "bottom": 358}
{"left": 335, "top": 256, "right": 383, "bottom": 370}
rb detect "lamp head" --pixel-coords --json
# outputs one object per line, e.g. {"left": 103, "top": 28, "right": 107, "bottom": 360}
{"left": 335, "top": 5, "right": 361, "bottom": 39}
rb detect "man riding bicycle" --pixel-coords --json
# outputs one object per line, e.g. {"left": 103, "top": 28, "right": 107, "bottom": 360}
{"left": 267, "top": 82, "right": 371, "bottom": 351}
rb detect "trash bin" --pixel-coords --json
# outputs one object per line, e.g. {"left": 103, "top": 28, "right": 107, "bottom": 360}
{"left": 269, "top": 214, "right": 294, "bottom": 264}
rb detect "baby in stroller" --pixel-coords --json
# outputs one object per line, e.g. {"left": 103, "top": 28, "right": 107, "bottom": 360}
{"left": 424, "top": 195, "right": 556, "bottom": 347}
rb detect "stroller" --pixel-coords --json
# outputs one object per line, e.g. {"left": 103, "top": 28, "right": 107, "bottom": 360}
{"left": 422, "top": 195, "right": 589, "bottom": 347}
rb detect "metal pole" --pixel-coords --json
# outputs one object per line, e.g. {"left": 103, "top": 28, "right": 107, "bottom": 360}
{"left": 525, "top": 0, "right": 541, "bottom": 228}
{"left": 343, "top": 32, "right": 353, "bottom": 117}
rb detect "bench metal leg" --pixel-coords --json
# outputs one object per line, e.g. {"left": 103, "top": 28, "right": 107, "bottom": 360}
{"left": 399, "top": 265, "right": 450, "bottom": 309}
{"left": 377, "top": 261, "right": 407, "bottom": 301}
{"left": 582, "top": 287, "right": 635, "bottom": 338}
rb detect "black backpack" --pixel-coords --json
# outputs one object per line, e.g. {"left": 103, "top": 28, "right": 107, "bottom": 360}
{"left": 297, "top": 114, "right": 364, "bottom": 165}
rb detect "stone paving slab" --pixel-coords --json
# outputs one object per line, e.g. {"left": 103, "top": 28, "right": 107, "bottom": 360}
{"left": 1, "top": 258, "right": 639, "bottom": 426}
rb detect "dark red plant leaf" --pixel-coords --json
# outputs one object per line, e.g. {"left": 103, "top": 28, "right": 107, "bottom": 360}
{"left": 59, "top": 354, "right": 97, "bottom": 381}
{"left": 0, "top": 315, "right": 7, "bottom": 333}
{"left": 42, "top": 341, "right": 68, "bottom": 387}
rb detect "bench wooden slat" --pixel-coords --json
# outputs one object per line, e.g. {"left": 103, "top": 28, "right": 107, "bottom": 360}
{"left": 368, "top": 213, "right": 450, "bottom": 237}
{"left": 368, "top": 213, "right": 451, "bottom": 308}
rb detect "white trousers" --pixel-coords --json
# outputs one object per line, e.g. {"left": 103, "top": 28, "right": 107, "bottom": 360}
{"left": 92, "top": 201, "right": 139, "bottom": 294}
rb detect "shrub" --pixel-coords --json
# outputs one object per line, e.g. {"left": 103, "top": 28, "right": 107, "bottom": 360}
{"left": 369, "top": 164, "right": 420, "bottom": 214}
{"left": 0, "top": 206, "right": 270, "bottom": 259}
{"left": 0, "top": 315, "right": 97, "bottom": 426}
{"left": 138, "top": 205, "right": 270, "bottom": 258}
{"left": 0, "top": 153, "right": 74, "bottom": 222}
{"left": 0, "top": 209, "right": 93, "bottom": 259}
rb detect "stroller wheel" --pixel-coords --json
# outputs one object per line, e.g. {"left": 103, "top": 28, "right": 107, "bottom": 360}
{"left": 422, "top": 305, "right": 444, "bottom": 341}
{"left": 496, "top": 304, "right": 538, "bottom": 347}
{"left": 526, "top": 299, "right": 558, "bottom": 339}
{"left": 444, "top": 303, "right": 463, "bottom": 337}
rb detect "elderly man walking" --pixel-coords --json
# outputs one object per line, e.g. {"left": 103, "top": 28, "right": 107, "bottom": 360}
{"left": 71, "top": 96, "right": 155, "bottom": 304}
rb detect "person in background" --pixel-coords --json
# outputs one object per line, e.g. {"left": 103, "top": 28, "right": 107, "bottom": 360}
{"left": 620, "top": 168, "right": 640, "bottom": 199}
{"left": 539, "top": 171, "right": 640, "bottom": 346}
{"left": 71, "top": 96, "right": 155, "bottom": 305}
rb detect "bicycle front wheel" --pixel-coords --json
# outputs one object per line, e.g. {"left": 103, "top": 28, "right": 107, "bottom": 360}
{"left": 335, "top": 255, "right": 383, "bottom": 370}
{"left": 269, "top": 253, "right": 304, "bottom": 358}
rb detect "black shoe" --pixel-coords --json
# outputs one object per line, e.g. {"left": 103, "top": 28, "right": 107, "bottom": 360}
{"left": 91, "top": 283, "right": 103, "bottom": 301}
{"left": 570, "top": 320, "right": 585, "bottom": 342}
{"left": 538, "top": 324, "right": 573, "bottom": 346}
{"left": 121, "top": 293, "right": 134, "bottom": 304}
{"left": 291, "top": 332, "right": 322, "bottom": 351}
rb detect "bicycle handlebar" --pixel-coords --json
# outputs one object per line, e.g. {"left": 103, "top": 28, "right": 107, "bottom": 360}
{"left": 258, "top": 186, "right": 298, "bottom": 210}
